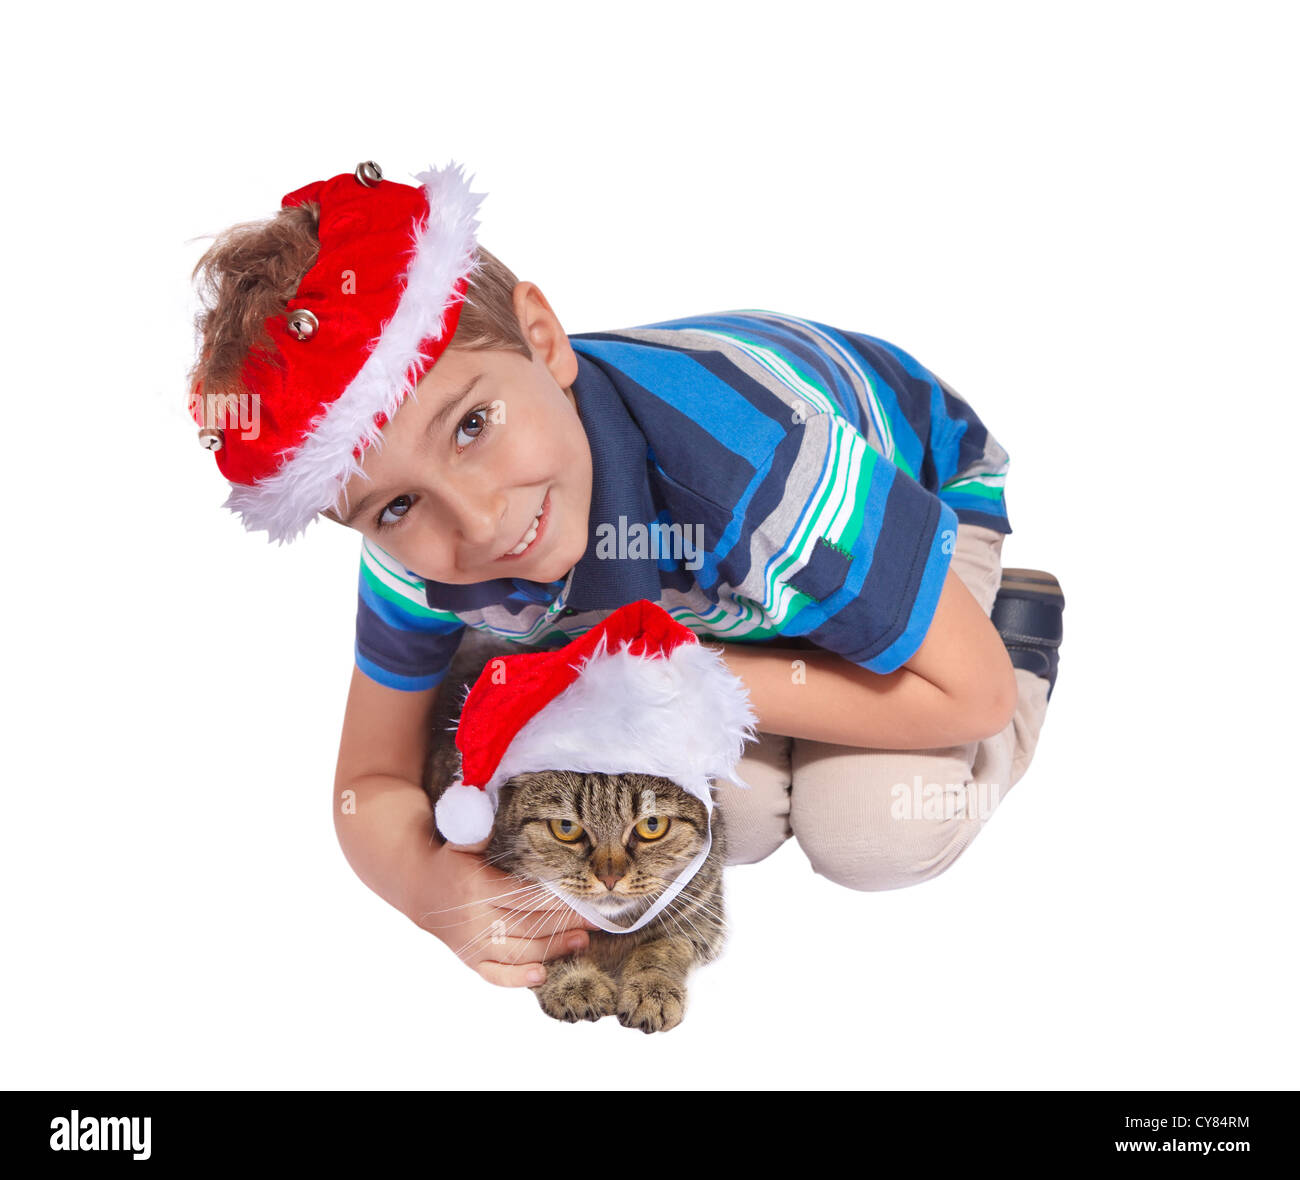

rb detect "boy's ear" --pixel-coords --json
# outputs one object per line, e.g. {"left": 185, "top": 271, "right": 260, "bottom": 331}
{"left": 513, "top": 281, "right": 555, "bottom": 343}
{"left": 512, "top": 281, "right": 578, "bottom": 386}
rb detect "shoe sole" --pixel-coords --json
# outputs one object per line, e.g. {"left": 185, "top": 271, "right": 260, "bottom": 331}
{"left": 998, "top": 568, "right": 1065, "bottom": 603}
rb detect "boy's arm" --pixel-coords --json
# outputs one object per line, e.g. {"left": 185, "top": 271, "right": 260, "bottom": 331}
{"left": 332, "top": 665, "right": 598, "bottom": 984}
{"left": 712, "top": 568, "right": 1017, "bottom": 750}
{"left": 332, "top": 664, "right": 443, "bottom": 920}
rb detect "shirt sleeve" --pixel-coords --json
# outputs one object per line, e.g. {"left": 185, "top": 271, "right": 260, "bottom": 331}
{"left": 354, "top": 540, "right": 465, "bottom": 692}
{"left": 720, "top": 410, "right": 959, "bottom": 675}
{"left": 840, "top": 331, "right": 1012, "bottom": 535}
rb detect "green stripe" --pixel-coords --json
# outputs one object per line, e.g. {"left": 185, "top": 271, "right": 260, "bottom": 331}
{"left": 704, "top": 593, "right": 766, "bottom": 637}
{"left": 699, "top": 620, "right": 788, "bottom": 644}
{"left": 765, "top": 418, "right": 847, "bottom": 616}
{"left": 836, "top": 442, "right": 875, "bottom": 554}
{"left": 360, "top": 559, "right": 460, "bottom": 622}
{"left": 943, "top": 482, "right": 1005, "bottom": 502}
{"left": 701, "top": 329, "right": 834, "bottom": 411}
{"left": 669, "top": 603, "right": 734, "bottom": 631}
{"left": 942, "top": 473, "right": 1005, "bottom": 490}
{"left": 361, "top": 541, "right": 425, "bottom": 592}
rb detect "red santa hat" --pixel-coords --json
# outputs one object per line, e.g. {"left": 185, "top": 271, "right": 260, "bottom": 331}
{"left": 434, "top": 600, "right": 760, "bottom": 847}
{"left": 190, "top": 159, "right": 483, "bottom": 544}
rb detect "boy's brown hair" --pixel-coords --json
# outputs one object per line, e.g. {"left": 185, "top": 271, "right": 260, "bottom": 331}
{"left": 186, "top": 200, "right": 531, "bottom": 410}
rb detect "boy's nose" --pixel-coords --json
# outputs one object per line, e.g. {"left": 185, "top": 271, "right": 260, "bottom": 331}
{"left": 439, "top": 487, "right": 507, "bottom": 552}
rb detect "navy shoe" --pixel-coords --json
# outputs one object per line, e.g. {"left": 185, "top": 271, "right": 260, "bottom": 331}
{"left": 990, "top": 569, "right": 1065, "bottom": 701}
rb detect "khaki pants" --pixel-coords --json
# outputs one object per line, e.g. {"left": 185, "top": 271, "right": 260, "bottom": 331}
{"left": 713, "top": 523, "right": 1051, "bottom": 891}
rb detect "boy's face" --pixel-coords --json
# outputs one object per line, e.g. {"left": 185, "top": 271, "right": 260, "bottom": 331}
{"left": 323, "top": 283, "right": 593, "bottom": 586}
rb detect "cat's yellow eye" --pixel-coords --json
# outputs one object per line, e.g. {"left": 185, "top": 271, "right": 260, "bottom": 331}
{"left": 549, "top": 818, "right": 585, "bottom": 843}
{"left": 634, "top": 815, "right": 671, "bottom": 841}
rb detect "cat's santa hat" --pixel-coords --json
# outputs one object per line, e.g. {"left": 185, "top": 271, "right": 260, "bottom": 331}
{"left": 435, "top": 599, "right": 759, "bottom": 847}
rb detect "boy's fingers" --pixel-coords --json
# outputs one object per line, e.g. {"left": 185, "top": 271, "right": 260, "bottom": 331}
{"left": 475, "top": 959, "right": 548, "bottom": 989}
{"left": 531, "top": 929, "right": 592, "bottom": 962}
{"left": 494, "top": 901, "right": 599, "bottom": 939}
{"left": 473, "top": 927, "right": 599, "bottom": 985}
{"left": 475, "top": 927, "right": 591, "bottom": 967}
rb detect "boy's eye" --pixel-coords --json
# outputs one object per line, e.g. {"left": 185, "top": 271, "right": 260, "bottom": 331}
{"left": 377, "top": 495, "right": 414, "bottom": 528}
{"left": 456, "top": 409, "right": 488, "bottom": 448}
{"left": 372, "top": 405, "right": 492, "bottom": 530}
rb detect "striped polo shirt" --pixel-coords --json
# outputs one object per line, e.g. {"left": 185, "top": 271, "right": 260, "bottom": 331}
{"left": 354, "top": 310, "right": 1011, "bottom": 692}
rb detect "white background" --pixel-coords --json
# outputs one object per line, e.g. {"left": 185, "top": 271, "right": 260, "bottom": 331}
{"left": 3, "top": 0, "right": 1295, "bottom": 1090}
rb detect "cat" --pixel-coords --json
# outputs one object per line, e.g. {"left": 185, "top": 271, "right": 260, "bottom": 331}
{"left": 423, "top": 626, "right": 729, "bottom": 1033}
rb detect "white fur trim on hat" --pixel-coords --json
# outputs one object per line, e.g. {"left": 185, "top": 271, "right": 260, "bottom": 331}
{"left": 224, "top": 162, "right": 485, "bottom": 544}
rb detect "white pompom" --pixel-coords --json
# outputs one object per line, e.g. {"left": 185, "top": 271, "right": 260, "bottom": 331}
{"left": 434, "top": 781, "right": 495, "bottom": 845}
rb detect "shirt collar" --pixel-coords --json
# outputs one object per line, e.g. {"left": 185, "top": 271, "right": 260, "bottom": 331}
{"left": 561, "top": 350, "right": 663, "bottom": 611}
{"left": 420, "top": 348, "right": 660, "bottom": 613}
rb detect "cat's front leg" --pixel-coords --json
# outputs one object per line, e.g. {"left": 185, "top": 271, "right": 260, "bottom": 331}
{"left": 616, "top": 936, "right": 695, "bottom": 1034}
{"left": 533, "top": 955, "right": 619, "bottom": 1024}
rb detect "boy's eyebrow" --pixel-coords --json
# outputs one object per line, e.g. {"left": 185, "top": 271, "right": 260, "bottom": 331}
{"left": 339, "top": 373, "right": 485, "bottom": 526}
{"left": 426, "top": 371, "right": 485, "bottom": 436}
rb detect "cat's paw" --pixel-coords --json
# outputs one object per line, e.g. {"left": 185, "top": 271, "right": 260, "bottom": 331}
{"left": 535, "top": 967, "right": 618, "bottom": 1024}
{"left": 616, "top": 970, "right": 686, "bottom": 1034}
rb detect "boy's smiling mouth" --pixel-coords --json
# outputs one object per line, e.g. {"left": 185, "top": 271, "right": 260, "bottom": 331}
{"left": 498, "top": 489, "right": 552, "bottom": 561}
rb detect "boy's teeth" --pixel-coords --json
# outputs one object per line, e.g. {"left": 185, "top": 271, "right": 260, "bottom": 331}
{"left": 508, "top": 507, "right": 544, "bottom": 555}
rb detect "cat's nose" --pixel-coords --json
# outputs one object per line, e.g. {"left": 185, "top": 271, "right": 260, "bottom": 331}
{"left": 599, "top": 873, "right": 621, "bottom": 891}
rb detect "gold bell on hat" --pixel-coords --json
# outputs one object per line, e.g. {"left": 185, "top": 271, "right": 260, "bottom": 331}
{"left": 287, "top": 308, "right": 319, "bottom": 341}
{"left": 355, "top": 160, "right": 383, "bottom": 187}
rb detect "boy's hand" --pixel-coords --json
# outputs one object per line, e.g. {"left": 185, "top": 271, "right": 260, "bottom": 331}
{"left": 405, "top": 840, "right": 600, "bottom": 988}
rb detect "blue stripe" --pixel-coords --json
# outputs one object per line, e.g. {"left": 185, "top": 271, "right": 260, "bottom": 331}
{"left": 355, "top": 593, "right": 462, "bottom": 686}
{"left": 760, "top": 429, "right": 842, "bottom": 635}
{"left": 866, "top": 502, "right": 959, "bottom": 673}
{"left": 355, "top": 643, "right": 447, "bottom": 692}
{"left": 359, "top": 569, "right": 464, "bottom": 635}
{"left": 846, "top": 331, "right": 998, "bottom": 494}
{"left": 569, "top": 338, "right": 781, "bottom": 467}
{"left": 838, "top": 333, "right": 930, "bottom": 453}
{"left": 702, "top": 433, "right": 799, "bottom": 590}
{"left": 940, "top": 489, "right": 1011, "bottom": 523}
{"left": 769, "top": 430, "right": 908, "bottom": 640}
{"left": 948, "top": 503, "right": 1013, "bottom": 535}
{"left": 667, "top": 312, "right": 869, "bottom": 435}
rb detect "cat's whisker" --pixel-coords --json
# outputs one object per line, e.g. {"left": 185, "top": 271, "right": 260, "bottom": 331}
{"left": 679, "top": 892, "right": 730, "bottom": 933}
{"left": 660, "top": 908, "right": 695, "bottom": 946}
{"left": 645, "top": 876, "right": 730, "bottom": 935}
{"left": 473, "top": 845, "right": 523, "bottom": 871}
{"left": 451, "top": 928, "right": 504, "bottom": 960}
{"left": 674, "top": 899, "right": 726, "bottom": 944}
{"left": 447, "top": 886, "right": 582, "bottom": 960}
{"left": 416, "top": 879, "right": 567, "bottom": 926}
{"left": 658, "top": 905, "right": 709, "bottom": 952}
{"left": 418, "top": 883, "right": 546, "bottom": 919}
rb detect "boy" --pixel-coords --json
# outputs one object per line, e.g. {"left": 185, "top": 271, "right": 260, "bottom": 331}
{"left": 188, "top": 160, "right": 1064, "bottom": 990}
